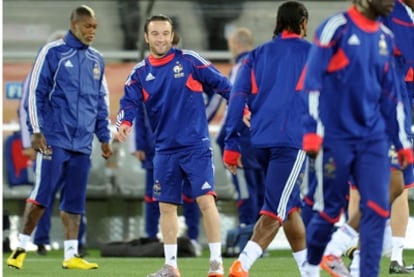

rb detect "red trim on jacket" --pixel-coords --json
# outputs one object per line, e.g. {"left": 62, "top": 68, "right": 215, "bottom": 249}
{"left": 280, "top": 30, "right": 302, "bottom": 39}
{"left": 327, "top": 49, "right": 350, "bottom": 72}
{"left": 251, "top": 69, "right": 258, "bottom": 94}
{"left": 186, "top": 74, "right": 203, "bottom": 92}
{"left": 142, "top": 88, "right": 150, "bottom": 102}
{"left": 348, "top": 6, "right": 380, "bottom": 33}
{"left": 296, "top": 66, "right": 307, "bottom": 91}
{"left": 405, "top": 67, "right": 413, "bottom": 82}
{"left": 148, "top": 52, "right": 175, "bottom": 66}
{"left": 367, "top": 200, "right": 390, "bottom": 218}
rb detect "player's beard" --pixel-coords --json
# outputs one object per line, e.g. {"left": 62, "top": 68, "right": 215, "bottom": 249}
{"left": 150, "top": 43, "right": 171, "bottom": 58}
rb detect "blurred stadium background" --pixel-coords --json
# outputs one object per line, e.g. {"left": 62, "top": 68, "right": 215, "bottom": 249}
{"left": 3, "top": 0, "right": 414, "bottom": 251}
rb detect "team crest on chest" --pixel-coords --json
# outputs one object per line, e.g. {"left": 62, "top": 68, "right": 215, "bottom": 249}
{"left": 173, "top": 61, "right": 184, "bottom": 78}
{"left": 324, "top": 157, "right": 336, "bottom": 179}
{"left": 93, "top": 63, "right": 101, "bottom": 80}
{"left": 378, "top": 34, "right": 388, "bottom": 56}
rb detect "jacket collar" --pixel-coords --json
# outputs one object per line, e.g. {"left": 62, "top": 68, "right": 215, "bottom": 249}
{"left": 64, "top": 31, "right": 90, "bottom": 50}
{"left": 148, "top": 48, "right": 175, "bottom": 66}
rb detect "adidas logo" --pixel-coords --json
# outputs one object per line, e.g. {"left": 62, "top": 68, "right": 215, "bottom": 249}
{"left": 145, "top": 73, "right": 155, "bottom": 81}
{"left": 347, "top": 34, "right": 360, "bottom": 45}
{"left": 201, "top": 182, "right": 212, "bottom": 190}
{"left": 64, "top": 60, "right": 73, "bottom": 67}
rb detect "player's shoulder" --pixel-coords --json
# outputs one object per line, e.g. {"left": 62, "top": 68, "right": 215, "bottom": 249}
{"left": 321, "top": 11, "right": 348, "bottom": 30}
{"left": 181, "top": 49, "right": 210, "bottom": 65}
{"left": 130, "top": 59, "right": 146, "bottom": 71}
{"left": 316, "top": 11, "right": 348, "bottom": 45}
{"left": 89, "top": 46, "right": 105, "bottom": 59}
{"left": 379, "top": 23, "right": 394, "bottom": 39}
{"left": 126, "top": 59, "right": 147, "bottom": 79}
{"left": 39, "top": 39, "right": 65, "bottom": 55}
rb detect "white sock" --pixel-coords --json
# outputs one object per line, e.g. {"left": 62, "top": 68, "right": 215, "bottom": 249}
{"left": 164, "top": 244, "right": 178, "bottom": 268}
{"left": 238, "top": 240, "right": 263, "bottom": 271}
{"left": 208, "top": 242, "right": 222, "bottom": 264}
{"left": 292, "top": 249, "right": 307, "bottom": 274}
{"left": 349, "top": 249, "right": 360, "bottom": 276}
{"left": 382, "top": 219, "right": 392, "bottom": 257}
{"left": 17, "top": 233, "right": 31, "bottom": 250}
{"left": 64, "top": 240, "right": 78, "bottom": 260}
{"left": 390, "top": 237, "right": 405, "bottom": 265}
{"left": 324, "top": 223, "right": 358, "bottom": 257}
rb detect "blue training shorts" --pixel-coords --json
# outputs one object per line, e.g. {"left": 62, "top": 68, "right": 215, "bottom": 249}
{"left": 389, "top": 144, "right": 414, "bottom": 188}
{"left": 28, "top": 146, "right": 91, "bottom": 214}
{"left": 260, "top": 147, "right": 306, "bottom": 224}
{"left": 153, "top": 146, "right": 216, "bottom": 204}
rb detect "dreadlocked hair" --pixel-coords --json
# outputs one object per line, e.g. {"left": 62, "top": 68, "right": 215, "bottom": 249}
{"left": 273, "top": 1, "right": 308, "bottom": 38}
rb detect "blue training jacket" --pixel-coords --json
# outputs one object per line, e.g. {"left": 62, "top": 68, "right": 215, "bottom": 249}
{"left": 224, "top": 31, "right": 312, "bottom": 152}
{"left": 131, "top": 89, "right": 224, "bottom": 170}
{"left": 302, "top": 6, "right": 411, "bottom": 151}
{"left": 26, "top": 31, "right": 111, "bottom": 155}
{"left": 118, "top": 47, "right": 231, "bottom": 153}
{"left": 382, "top": 0, "right": 414, "bottom": 136}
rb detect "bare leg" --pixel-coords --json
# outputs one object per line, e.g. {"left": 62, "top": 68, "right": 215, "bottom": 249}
{"left": 159, "top": 202, "right": 178, "bottom": 244}
{"left": 197, "top": 194, "right": 221, "bottom": 243}
{"left": 232, "top": 214, "right": 280, "bottom": 272}
{"left": 390, "top": 189, "right": 409, "bottom": 266}
{"left": 284, "top": 211, "right": 306, "bottom": 252}
{"left": 347, "top": 188, "right": 361, "bottom": 231}
{"left": 61, "top": 211, "right": 81, "bottom": 240}
{"left": 21, "top": 203, "right": 46, "bottom": 235}
{"left": 391, "top": 189, "right": 409, "bottom": 238}
{"left": 251, "top": 214, "right": 280, "bottom": 250}
{"left": 389, "top": 170, "right": 404, "bottom": 203}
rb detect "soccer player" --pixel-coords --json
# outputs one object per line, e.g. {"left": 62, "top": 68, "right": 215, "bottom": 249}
{"left": 7, "top": 5, "right": 112, "bottom": 270}
{"left": 319, "top": 0, "right": 414, "bottom": 275}
{"left": 223, "top": 1, "right": 311, "bottom": 276}
{"left": 17, "top": 30, "right": 89, "bottom": 257}
{"left": 130, "top": 33, "right": 215, "bottom": 257}
{"left": 216, "top": 27, "right": 266, "bottom": 229}
{"left": 116, "top": 14, "right": 231, "bottom": 277}
{"left": 382, "top": 1, "right": 414, "bottom": 272}
{"left": 300, "top": 0, "right": 414, "bottom": 276}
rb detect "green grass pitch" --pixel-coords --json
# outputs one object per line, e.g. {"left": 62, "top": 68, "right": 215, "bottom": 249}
{"left": 3, "top": 249, "right": 414, "bottom": 276}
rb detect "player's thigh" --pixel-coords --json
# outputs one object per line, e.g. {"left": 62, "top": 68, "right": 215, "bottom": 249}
{"left": 153, "top": 152, "right": 183, "bottom": 204}
{"left": 60, "top": 152, "right": 91, "bottom": 214}
{"left": 180, "top": 147, "right": 215, "bottom": 198}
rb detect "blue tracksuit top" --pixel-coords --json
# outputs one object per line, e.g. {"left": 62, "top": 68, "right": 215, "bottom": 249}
{"left": 118, "top": 47, "right": 231, "bottom": 153}
{"left": 131, "top": 87, "right": 223, "bottom": 169}
{"left": 383, "top": 0, "right": 414, "bottom": 96}
{"left": 26, "top": 31, "right": 111, "bottom": 155}
{"left": 382, "top": 0, "right": 414, "bottom": 135}
{"left": 302, "top": 6, "right": 411, "bottom": 151}
{"left": 224, "top": 32, "right": 311, "bottom": 152}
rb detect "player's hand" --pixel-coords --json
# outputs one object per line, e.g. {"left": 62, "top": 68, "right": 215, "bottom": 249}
{"left": 31, "top": 133, "right": 52, "bottom": 155}
{"left": 101, "top": 142, "right": 113, "bottom": 159}
{"left": 397, "top": 148, "right": 414, "bottom": 169}
{"left": 117, "top": 123, "right": 132, "bottom": 143}
{"left": 303, "top": 133, "right": 323, "bottom": 159}
{"left": 133, "top": 150, "right": 146, "bottom": 161}
{"left": 22, "top": 148, "right": 36, "bottom": 160}
{"left": 223, "top": 150, "right": 242, "bottom": 175}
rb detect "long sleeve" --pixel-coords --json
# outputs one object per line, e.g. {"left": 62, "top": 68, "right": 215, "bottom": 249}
{"left": 95, "top": 74, "right": 112, "bottom": 143}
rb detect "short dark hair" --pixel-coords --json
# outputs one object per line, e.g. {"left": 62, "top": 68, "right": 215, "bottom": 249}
{"left": 144, "top": 14, "right": 174, "bottom": 34}
{"left": 70, "top": 5, "right": 95, "bottom": 21}
{"left": 273, "top": 1, "right": 308, "bottom": 37}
